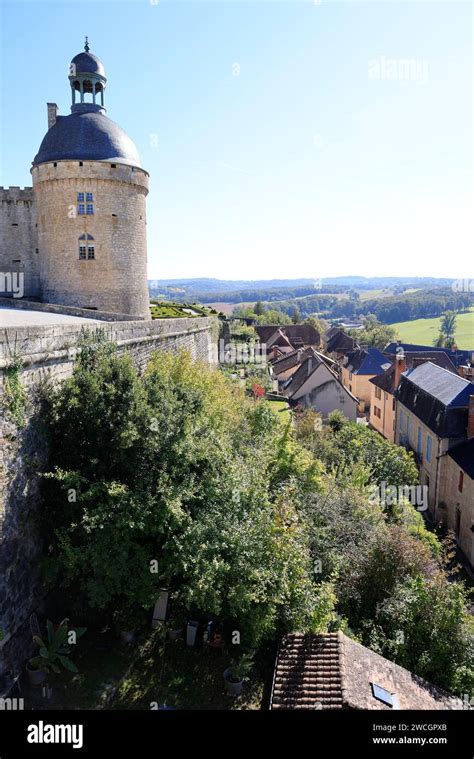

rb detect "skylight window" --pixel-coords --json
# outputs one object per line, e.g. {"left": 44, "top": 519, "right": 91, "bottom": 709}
{"left": 371, "top": 682, "right": 399, "bottom": 708}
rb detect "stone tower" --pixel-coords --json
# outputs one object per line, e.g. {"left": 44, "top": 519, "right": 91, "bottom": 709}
{"left": 31, "top": 39, "right": 150, "bottom": 317}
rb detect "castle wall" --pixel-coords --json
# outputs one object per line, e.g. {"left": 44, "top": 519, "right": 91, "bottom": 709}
{"left": 32, "top": 161, "right": 150, "bottom": 317}
{"left": 0, "top": 316, "right": 218, "bottom": 678}
{"left": 0, "top": 188, "right": 40, "bottom": 299}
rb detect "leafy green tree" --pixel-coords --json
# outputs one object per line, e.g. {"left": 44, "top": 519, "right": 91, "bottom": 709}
{"left": 42, "top": 345, "right": 332, "bottom": 645}
{"left": 434, "top": 310, "right": 457, "bottom": 348}
{"left": 304, "top": 315, "right": 329, "bottom": 335}
{"left": 349, "top": 315, "right": 397, "bottom": 349}
{"left": 368, "top": 574, "right": 473, "bottom": 696}
{"left": 307, "top": 420, "right": 419, "bottom": 494}
{"left": 254, "top": 301, "right": 265, "bottom": 316}
{"left": 290, "top": 306, "right": 301, "bottom": 324}
{"left": 256, "top": 309, "right": 292, "bottom": 326}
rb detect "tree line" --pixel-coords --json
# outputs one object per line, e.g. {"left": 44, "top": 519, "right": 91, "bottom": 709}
{"left": 37, "top": 341, "right": 473, "bottom": 698}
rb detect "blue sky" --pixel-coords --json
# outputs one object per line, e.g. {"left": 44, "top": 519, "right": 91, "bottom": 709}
{"left": 1, "top": 0, "right": 472, "bottom": 279}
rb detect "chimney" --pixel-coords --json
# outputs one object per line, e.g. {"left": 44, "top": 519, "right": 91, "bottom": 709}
{"left": 393, "top": 353, "right": 407, "bottom": 390}
{"left": 468, "top": 395, "right": 474, "bottom": 439}
{"left": 47, "top": 103, "right": 58, "bottom": 130}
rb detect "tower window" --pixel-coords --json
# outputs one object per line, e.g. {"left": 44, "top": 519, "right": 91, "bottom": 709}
{"left": 77, "top": 192, "right": 94, "bottom": 215}
{"left": 79, "top": 233, "right": 94, "bottom": 260}
{"left": 79, "top": 161, "right": 83, "bottom": 167}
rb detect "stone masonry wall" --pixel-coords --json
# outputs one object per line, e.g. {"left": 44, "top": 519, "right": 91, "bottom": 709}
{"left": 0, "top": 187, "right": 40, "bottom": 299}
{"left": 32, "top": 161, "right": 150, "bottom": 317}
{"left": 0, "top": 316, "right": 218, "bottom": 678}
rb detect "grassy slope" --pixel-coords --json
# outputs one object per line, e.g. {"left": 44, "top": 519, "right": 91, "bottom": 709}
{"left": 391, "top": 308, "right": 474, "bottom": 349}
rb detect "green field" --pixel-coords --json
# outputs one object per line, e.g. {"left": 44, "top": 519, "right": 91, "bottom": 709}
{"left": 391, "top": 308, "right": 474, "bottom": 349}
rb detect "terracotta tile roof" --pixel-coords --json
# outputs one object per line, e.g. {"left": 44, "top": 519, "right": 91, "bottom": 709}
{"left": 271, "top": 632, "right": 343, "bottom": 710}
{"left": 271, "top": 348, "right": 310, "bottom": 376}
{"left": 326, "top": 331, "right": 357, "bottom": 355}
{"left": 255, "top": 325, "right": 321, "bottom": 348}
{"left": 271, "top": 632, "right": 463, "bottom": 710}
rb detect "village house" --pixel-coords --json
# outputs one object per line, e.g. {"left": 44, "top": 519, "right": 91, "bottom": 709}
{"left": 394, "top": 361, "right": 474, "bottom": 568}
{"left": 255, "top": 324, "right": 321, "bottom": 355}
{"left": 277, "top": 348, "right": 358, "bottom": 421}
{"left": 438, "top": 437, "right": 474, "bottom": 567}
{"left": 369, "top": 351, "right": 458, "bottom": 442}
{"left": 340, "top": 347, "right": 391, "bottom": 414}
{"left": 384, "top": 342, "right": 474, "bottom": 372}
{"left": 270, "top": 632, "right": 462, "bottom": 710}
{"left": 323, "top": 327, "right": 358, "bottom": 361}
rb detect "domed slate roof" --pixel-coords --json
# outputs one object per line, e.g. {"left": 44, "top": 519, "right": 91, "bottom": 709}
{"left": 70, "top": 51, "right": 106, "bottom": 77}
{"left": 33, "top": 111, "right": 142, "bottom": 168}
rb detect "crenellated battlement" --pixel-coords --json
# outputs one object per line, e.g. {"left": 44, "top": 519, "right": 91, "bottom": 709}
{"left": 0, "top": 187, "right": 35, "bottom": 202}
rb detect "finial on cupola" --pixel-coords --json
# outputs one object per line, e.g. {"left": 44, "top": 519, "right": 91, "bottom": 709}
{"left": 84, "top": 36, "right": 90, "bottom": 53}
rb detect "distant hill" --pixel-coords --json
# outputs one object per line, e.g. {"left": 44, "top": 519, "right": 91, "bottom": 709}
{"left": 148, "top": 277, "right": 456, "bottom": 303}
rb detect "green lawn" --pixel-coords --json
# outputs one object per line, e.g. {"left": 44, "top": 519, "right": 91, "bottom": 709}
{"left": 391, "top": 309, "right": 474, "bottom": 349}
{"left": 149, "top": 301, "right": 216, "bottom": 319}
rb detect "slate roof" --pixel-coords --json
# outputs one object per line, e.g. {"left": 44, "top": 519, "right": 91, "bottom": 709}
{"left": 34, "top": 111, "right": 142, "bottom": 168}
{"left": 370, "top": 352, "right": 458, "bottom": 394}
{"left": 70, "top": 51, "right": 106, "bottom": 77}
{"left": 345, "top": 347, "right": 391, "bottom": 376}
{"left": 403, "top": 362, "right": 472, "bottom": 406}
{"left": 448, "top": 438, "right": 474, "bottom": 479}
{"left": 396, "top": 362, "right": 473, "bottom": 437}
{"left": 270, "top": 632, "right": 462, "bottom": 710}
{"left": 384, "top": 342, "right": 473, "bottom": 369}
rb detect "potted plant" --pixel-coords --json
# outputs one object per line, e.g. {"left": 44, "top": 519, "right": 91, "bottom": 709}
{"left": 223, "top": 653, "right": 253, "bottom": 697}
{"left": 27, "top": 618, "right": 86, "bottom": 687}
{"left": 167, "top": 613, "right": 185, "bottom": 641}
{"left": 114, "top": 608, "right": 139, "bottom": 644}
